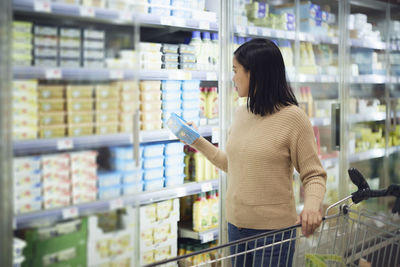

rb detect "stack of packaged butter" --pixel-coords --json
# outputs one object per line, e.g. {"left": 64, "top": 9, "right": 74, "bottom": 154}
{"left": 13, "top": 80, "right": 38, "bottom": 140}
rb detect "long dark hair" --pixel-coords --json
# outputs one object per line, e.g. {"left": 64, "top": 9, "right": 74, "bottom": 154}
{"left": 234, "top": 38, "right": 298, "bottom": 116}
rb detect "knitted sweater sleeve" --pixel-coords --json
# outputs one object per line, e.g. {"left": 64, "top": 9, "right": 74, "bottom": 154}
{"left": 290, "top": 109, "right": 327, "bottom": 211}
{"left": 191, "top": 137, "right": 228, "bottom": 172}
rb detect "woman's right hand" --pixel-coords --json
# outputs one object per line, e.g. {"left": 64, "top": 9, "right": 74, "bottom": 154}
{"left": 180, "top": 121, "right": 200, "bottom": 146}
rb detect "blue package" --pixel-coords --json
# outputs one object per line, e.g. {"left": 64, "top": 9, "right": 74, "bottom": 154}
{"left": 110, "top": 146, "right": 143, "bottom": 160}
{"left": 110, "top": 158, "right": 137, "bottom": 171}
{"left": 162, "top": 80, "right": 182, "bottom": 91}
{"left": 162, "top": 91, "right": 182, "bottom": 101}
{"left": 143, "top": 156, "right": 164, "bottom": 169}
{"left": 181, "top": 90, "right": 199, "bottom": 100}
{"left": 98, "top": 185, "right": 121, "bottom": 200}
{"left": 98, "top": 171, "right": 121, "bottom": 187}
{"left": 122, "top": 181, "right": 143, "bottom": 195}
{"left": 182, "top": 80, "right": 200, "bottom": 91}
{"left": 182, "top": 99, "right": 200, "bottom": 110}
{"left": 163, "top": 100, "right": 182, "bottom": 110}
{"left": 121, "top": 169, "right": 143, "bottom": 184}
{"left": 143, "top": 178, "right": 165, "bottom": 191}
{"left": 165, "top": 175, "right": 185, "bottom": 187}
{"left": 143, "top": 167, "right": 164, "bottom": 180}
{"left": 166, "top": 113, "right": 200, "bottom": 145}
{"left": 164, "top": 164, "right": 185, "bottom": 177}
{"left": 143, "top": 144, "right": 165, "bottom": 158}
{"left": 164, "top": 153, "right": 185, "bottom": 166}
{"left": 164, "top": 142, "right": 185, "bottom": 155}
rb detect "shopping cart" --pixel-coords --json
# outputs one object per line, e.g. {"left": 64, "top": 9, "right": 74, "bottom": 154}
{"left": 144, "top": 168, "right": 400, "bottom": 267}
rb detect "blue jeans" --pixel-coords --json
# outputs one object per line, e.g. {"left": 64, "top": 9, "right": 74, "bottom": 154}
{"left": 228, "top": 223, "right": 296, "bottom": 267}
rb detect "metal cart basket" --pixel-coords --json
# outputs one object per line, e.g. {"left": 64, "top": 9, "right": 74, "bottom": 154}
{"left": 145, "top": 168, "right": 400, "bottom": 267}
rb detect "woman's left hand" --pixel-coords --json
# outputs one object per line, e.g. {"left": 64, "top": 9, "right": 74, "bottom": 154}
{"left": 295, "top": 208, "right": 322, "bottom": 237}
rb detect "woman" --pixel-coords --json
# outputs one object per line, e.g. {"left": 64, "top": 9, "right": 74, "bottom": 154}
{"left": 188, "top": 38, "right": 326, "bottom": 266}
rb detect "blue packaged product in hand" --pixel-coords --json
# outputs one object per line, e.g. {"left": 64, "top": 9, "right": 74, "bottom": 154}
{"left": 166, "top": 113, "right": 200, "bottom": 145}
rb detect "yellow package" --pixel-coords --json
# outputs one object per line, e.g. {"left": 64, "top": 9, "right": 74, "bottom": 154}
{"left": 140, "top": 81, "right": 161, "bottom": 92}
{"left": 121, "top": 101, "right": 139, "bottom": 113}
{"left": 67, "top": 99, "right": 93, "bottom": 112}
{"left": 68, "top": 124, "right": 94, "bottom": 137}
{"left": 140, "top": 120, "right": 162, "bottom": 131}
{"left": 140, "top": 111, "right": 162, "bottom": 122}
{"left": 39, "top": 99, "right": 65, "bottom": 112}
{"left": 40, "top": 125, "right": 66, "bottom": 138}
{"left": 140, "top": 101, "right": 161, "bottom": 112}
{"left": 95, "top": 85, "right": 120, "bottom": 99}
{"left": 95, "top": 123, "right": 119, "bottom": 135}
{"left": 157, "top": 200, "right": 173, "bottom": 220}
{"left": 141, "top": 228, "right": 154, "bottom": 246}
{"left": 95, "top": 111, "right": 119, "bottom": 123}
{"left": 141, "top": 250, "right": 154, "bottom": 265}
{"left": 140, "top": 90, "right": 161, "bottom": 102}
{"left": 67, "top": 112, "right": 94, "bottom": 124}
{"left": 39, "top": 112, "right": 65, "bottom": 126}
{"left": 96, "top": 99, "right": 119, "bottom": 111}
{"left": 121, "top": 91, "right": 139, "bottom": 102}
{"left": 39, "top": 85, "right": 65, "bottom": 99}
{"left": 153, "top": 224, "right": 170, "bottom": 244}
{"left": 66, "top": 85, "right": 93, "bottom": 99}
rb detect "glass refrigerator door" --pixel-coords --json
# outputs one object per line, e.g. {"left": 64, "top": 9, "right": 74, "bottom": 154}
{"left": 294, "top": 0, "right": 341, "bottom": 209}
{"left": 389, "top": 5, "right": 400, "bottom": 201}
{"left": 346, "top": 0, "right": 389, "bottom": 210}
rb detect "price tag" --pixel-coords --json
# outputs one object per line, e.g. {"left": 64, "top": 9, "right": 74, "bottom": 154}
{"left": 236, "top": 25, "right": 246, "bottom": 34}
{"left": 261, "top": 28, "right": 271, "bottom": 36}
{"left": 109, "top": 198, "right": 124, "bottom": 211}
{"left": 119, "top": 11, "right": 132, "bottom": 21}
{"left": 45, "top": 68, "right": 62, "bottom": 79}
{"left": 34, "top": 0, "right": 51, "bottom": 12}
{"left": 307, "top": 35, "right": 315, "bottom": 42}
{"left": 62, "top": 207, "right": 79, "bottom": 220}
{"left": 80, "top": 6, "right": 95, "bottom": 17}
{"left": 211, "top": 127, "right": 219, "bottom": 143}
{"left": 321, "top": 76, "right": 328, "bottom": 83}
{"left": 308, "top": 76, "right": 316, "bottom": 82}
{"left": 160, "top": 16, "right": 173, "bottom": 26}
{"left": 129, "top": 134, "right": 134, "bottom": 144}
{"left": 202, "top": 232, "right": 214, "bottom": 243}
{"left": 199, "top": 21, "right": 210, "bottom": 30}
{"left": 173, "top": 17, "right": 186, "bottom": 27}
{"left": 110, "top": 70, "right": 124, "bottom": 80}
{"left": 201, "top": 182, "right": 213, "bottom": 192}
{"left": 206, "top": 72, "right": 217, "bottom": 81}
{"left": 57, "top": 139, "right": 74, "bottom": 150}
{"left": 248, "top": 26, "right": 258, "bottom": 35}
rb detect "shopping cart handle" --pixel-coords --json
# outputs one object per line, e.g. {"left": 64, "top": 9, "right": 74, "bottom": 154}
{"left": 348, "top": 168, "right": 370, "bottom": 191}
{"left": 388, "top": 184, "right": 400, "bottom": 215}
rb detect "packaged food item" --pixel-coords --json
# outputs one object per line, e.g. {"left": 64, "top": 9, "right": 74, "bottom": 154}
{"left": 67, "top": 99, "right": 94, "bottom": 112}
{"left": 95, "top": 123, "right": 119, "bottom": 134}
{"left": 39, "top": 112, "right": 65, "bottom": 126}
{"left": 68, "top": 112, "right": 94, "bottom": 124}
{"left": 68, "top": 124, "right": 94, "bottom": 137}
{"left": 96, "top": 100, "right": 119, "bottom": 111}
{"left": 40, "top": 125, "right": 67, "bottom": 138}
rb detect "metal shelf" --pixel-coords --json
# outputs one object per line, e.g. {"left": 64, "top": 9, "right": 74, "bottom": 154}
{"left": 179, "top": 222, "right": 218, "bottom": 243}
{"left": 350, "top": 148, "right": 386, "bottom": 163}
{"left": 13, "top": 126, "right": 215, "bottom": 154}
{"left": 348, "top": 112, "right": 387, "bottom": 124}
{"left": 350, "top": 39, "right": 386, "bottom": 50}
{"left": 349, "top": 146, "right": 400, "bottom": 163}
{"left": 14, "top": 179, "right": 219, "bottom": 229}
{"left": 13, "top": 66, "right": 218, "bottom": 81}
{"left": 351, "top": 75, "right": 386, "bottom": 84}
{"left": 310, "top": 117, "right": 331, "bottom": 127}
{"left": 13, "top": 0, "right": 218, "bottom": 31}
{"left": 297, "top": 74, "right": 339, "bottom": 83}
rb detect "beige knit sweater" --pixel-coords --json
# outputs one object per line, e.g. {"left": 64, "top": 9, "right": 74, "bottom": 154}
{"left": 192, "top": 105, "right": 327, "bottom": 229}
